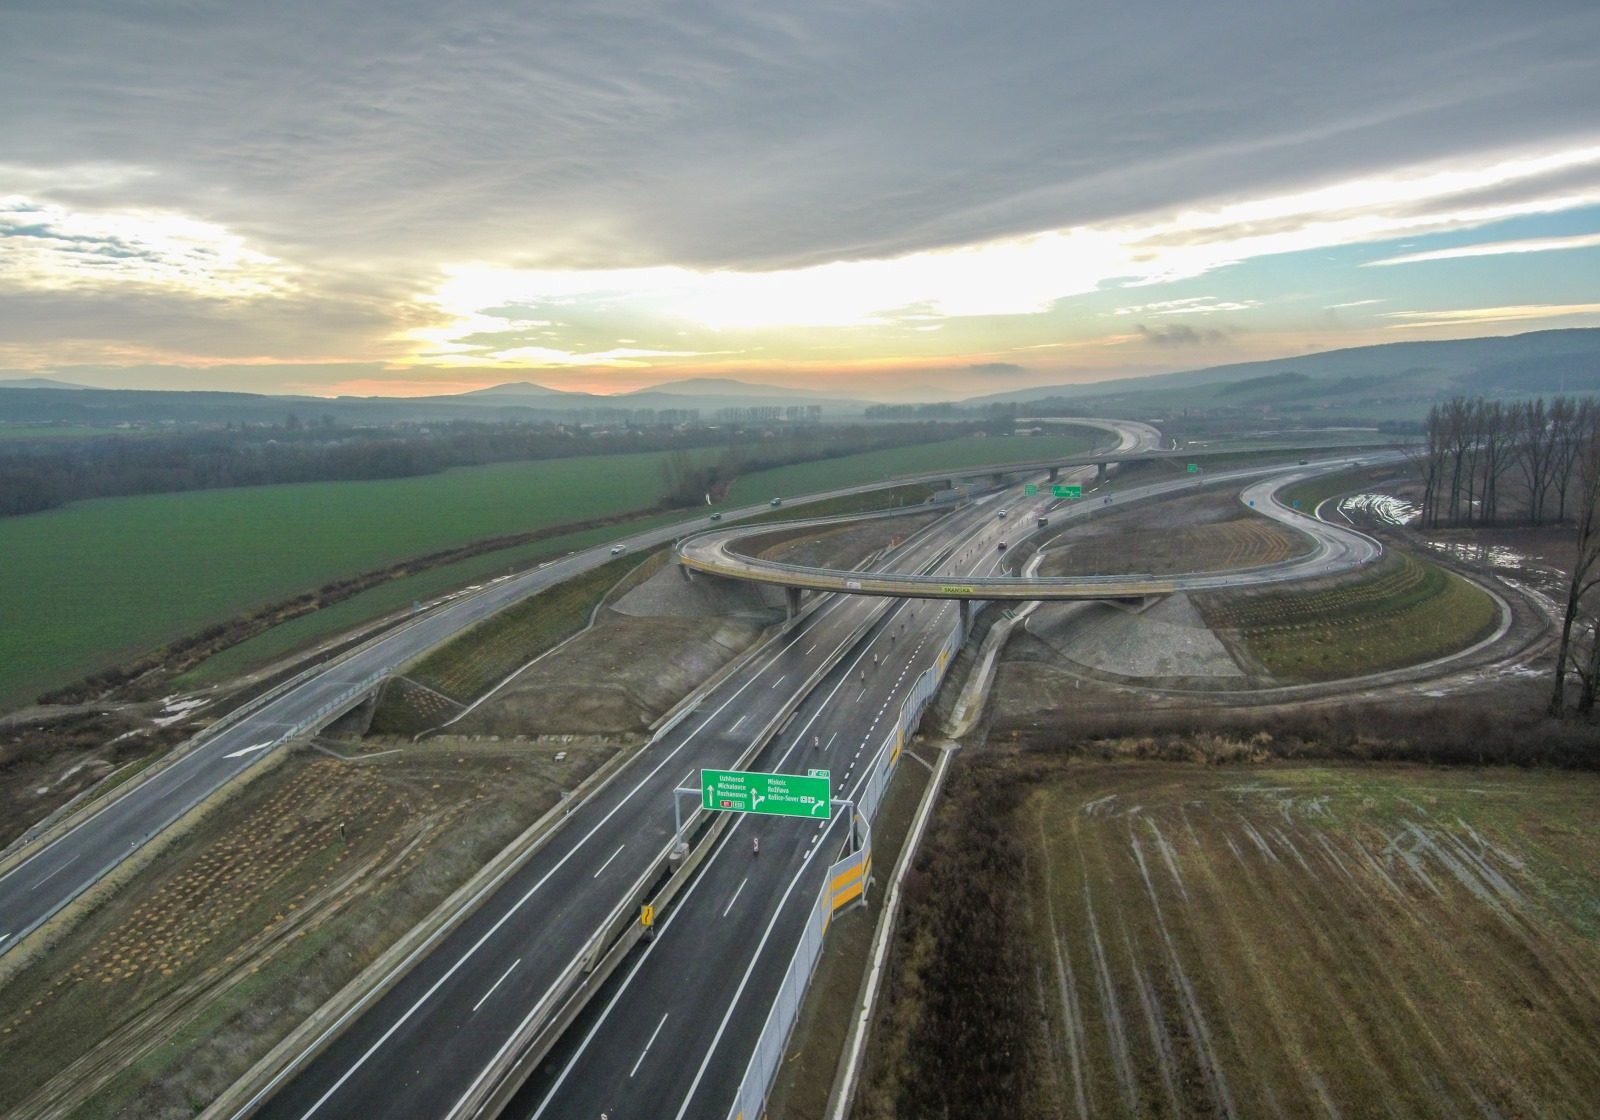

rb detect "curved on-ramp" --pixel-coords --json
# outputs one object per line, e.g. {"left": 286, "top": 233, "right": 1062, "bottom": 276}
{"left": 677, "top": 453, "right": 1400, "bottom": 601}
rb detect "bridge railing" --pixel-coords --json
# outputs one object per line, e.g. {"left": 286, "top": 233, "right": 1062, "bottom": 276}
{"left": 725, "top": 615, "right": 966, "bottom": 1119}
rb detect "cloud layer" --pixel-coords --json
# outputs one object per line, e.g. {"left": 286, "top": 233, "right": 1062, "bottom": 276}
{"left": 2, "top": 1, "right": 1599, "bottom": 391}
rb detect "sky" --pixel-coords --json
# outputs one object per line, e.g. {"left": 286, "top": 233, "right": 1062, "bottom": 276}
{"left": 2, "top": 0, "right": 1599, "bottom": 402}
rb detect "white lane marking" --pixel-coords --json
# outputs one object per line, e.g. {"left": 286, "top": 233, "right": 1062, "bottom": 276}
{"left": 0, "top": 933, "right": 9, "bottom": 944}
{"left": 437, "top": 598, "right": 882, "bottom": 1120}
{"left": 825, "top": 732, "right": 838, "bottom": 751}
{"left": 29, "top": 854, "right": 80, "bottom": 891}
{"left": 631, "top": 1012, "right": 671, "bottom": 1078}
{"left": 223, "top": 741, "right": 275, "bottom": 759}
{"left": 472, "top": 960, "right": 520, "bottom": 1013}
{"left": 804, "top": 643, "right": 816, "bottom": 654}
{"left": 593, "top": 844, "right": 626, "bottom": 879}
{"left": 731, "top": 715, "right": 746, "bottom": 731}
{"left": 771, "top": 674, "right": 788, "bottom": 689}
{"left": 723, "top": 877, "right": 748, "bottom": 918}
{"left": 280, "top": 605, "right": 831, "bottom": 1120}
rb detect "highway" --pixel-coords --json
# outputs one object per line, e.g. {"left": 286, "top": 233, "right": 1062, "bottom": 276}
{"left": 513, "top": 453, "right": 1396, "bottom": 1120}
{"left": 0, "top": 432, "right": 1143, "bottom": 959}
{"left": 677, "top": 452, "right": 1397, "bottom": 601}
{"left": 517, "top": 487, "right": 1059, "bottom": 1120}
{"left": 242, "top": 486, "right": 1030, "bottom": 1120}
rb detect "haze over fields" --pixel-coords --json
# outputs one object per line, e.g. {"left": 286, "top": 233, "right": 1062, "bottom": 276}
{"left": 2, "top": 2, "right": 1598, "bottom": 400}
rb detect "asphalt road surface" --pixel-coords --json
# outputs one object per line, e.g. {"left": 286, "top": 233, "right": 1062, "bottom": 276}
{"left": 244, "top": 491, "right": 1019, "bottom": 1120}
{"left": 0, "top": 432, "right": 1148, "bottom": 959}
{"left": 517, "top": 488, "right": 1055, "bottom": 1120}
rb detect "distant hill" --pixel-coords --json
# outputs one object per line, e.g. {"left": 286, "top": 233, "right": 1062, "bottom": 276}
{"left": 458, "top": 381, "right": 569, "bottom": 397}
{"left": 963, "top": 329, "right": 1600, "bottom": 420}
{"left": 631, "top": 377, "right": 836, "bottom": 399}
{"left": 0, "top": 377, "right": 88, "bottom": 391}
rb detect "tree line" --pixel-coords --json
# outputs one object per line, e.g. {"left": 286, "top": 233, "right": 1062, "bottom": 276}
{"left": 0, "top": 419, "right": 984, "bottom": 519}
{"left": 1414, "top": 393, "right": 1600, "bottom": 717}
{"left": 1415, "top": 396, "right": 1596, "bottom": 528}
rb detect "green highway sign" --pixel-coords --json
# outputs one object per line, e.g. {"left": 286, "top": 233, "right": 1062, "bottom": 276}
{"left": 1024, "top": 483, "right": 1038, "bottom": 496}
{"left": 1187, "top": 463, "right": 1199, "bottom": 473}
{"left": 1052, "top": 484, "right": 1082, "bottom": 499}
{"left": 702, "top": 768, "right": 831, "bottom": 818}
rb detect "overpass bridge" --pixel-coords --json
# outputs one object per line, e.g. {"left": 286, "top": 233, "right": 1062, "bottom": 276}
{"left": 676, "top": 452, "right": 1400, "bottom": 625}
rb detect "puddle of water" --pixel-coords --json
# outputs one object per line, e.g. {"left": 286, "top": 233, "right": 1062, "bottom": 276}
{"left": 1339, "top": 492, "right": 1419, "bottom": 526}
{"left": 1423, "top": 540, "right": 1535, "bottom": 570}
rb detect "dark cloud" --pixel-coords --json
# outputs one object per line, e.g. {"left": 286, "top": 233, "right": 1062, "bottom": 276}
{"left": 1137, "top": 323, "right": 1229, "bottom": 348}
{"left": 965, "top": 362, "right": 1026, "bottom": 375}
{"left": 2, "top": 1, "right": 1597, "bottom": 273}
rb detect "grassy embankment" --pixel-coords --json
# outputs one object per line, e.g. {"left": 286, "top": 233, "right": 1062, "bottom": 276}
{"left": 1196, "top": 551, "right": 1498, "bottom": 682}
{"left": 0, "top": 432, "right": 1094, "bottom": 709}
{"left": 370, "top": 484, "right": 946, "bottom": 734}
{"left": 0, "top": 740, "right": 610, "bottom": 1119}
{"left": 367, "top": 550, "right": 657, "bottom": 735}
{"left": 858, "top": 752, "right": 1600, "bottom": 1120}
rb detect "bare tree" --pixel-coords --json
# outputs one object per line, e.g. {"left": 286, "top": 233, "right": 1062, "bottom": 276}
{"left": 1549, "top": 404, "right": 1600, "bottom": 714}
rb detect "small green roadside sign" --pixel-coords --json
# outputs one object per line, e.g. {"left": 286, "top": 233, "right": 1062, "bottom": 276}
{"left": 1052, "top": 484, "right": 1082, "bottom": 499}
{"left": 1024, "top": 483, "right": 1038, "bottom": 496}
{"left": 702, "top": 768, "right": 831, "bottom": 818}
{"left": 1187, "top": 463, "right": 1199, "bottom": 473}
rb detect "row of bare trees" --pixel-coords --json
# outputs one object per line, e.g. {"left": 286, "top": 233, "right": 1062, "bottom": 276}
{"left": 1415, "top": 396, "right": 1596, "bottom": 528}
{"left": 1414, "top": 394, "right": 1600, "bottom": 716}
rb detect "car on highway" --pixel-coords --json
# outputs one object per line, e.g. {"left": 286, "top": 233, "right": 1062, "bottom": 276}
{"left": 610, "top": 545, "right": 624, "bottom": 555}
{"left": 997, "top": 508, "right": 1008, "bottom": 519}
{"left": 997, "top": 541, "right": 1007, "bottom": 552}
{"left": 769, "top": 497, "right": 783, "bottom": 506}
{"left": 710, "top": 512, "right": 722, "bottom": 521}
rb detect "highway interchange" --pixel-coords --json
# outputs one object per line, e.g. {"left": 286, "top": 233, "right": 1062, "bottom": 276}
{"left": 1, "top": 420, "right": 1414, "bottom": 1120}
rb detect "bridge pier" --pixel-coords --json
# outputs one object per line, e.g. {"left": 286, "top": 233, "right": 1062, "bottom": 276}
{"left": 960, "top": 598, "right": 974, "bottom": 634}
{"left": 784, "top": 586, "right": 803, "bottom": 619}
{"left": 1096, "top": 461, "right": 1108, "bottom": 481}
{"left": 1048, "top": 466, "right": 1059, "bottom": 482}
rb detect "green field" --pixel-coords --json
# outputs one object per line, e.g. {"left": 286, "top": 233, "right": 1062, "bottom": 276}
{"left": 1, "top": 430, "right": 1103, "bottom": 708}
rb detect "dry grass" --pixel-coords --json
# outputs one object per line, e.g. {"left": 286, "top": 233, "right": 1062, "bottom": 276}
{"left": 1040, "top": 515, "right": 1309, "bottom": 578}
{"left": 0, "top": 739, "right": 612, "bottom": 1119}
{"left": 858, "top": 753, "right": 1600, "bottom": 1120}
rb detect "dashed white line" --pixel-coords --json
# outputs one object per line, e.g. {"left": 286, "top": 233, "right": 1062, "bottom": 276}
{"left": 593, "top": 844, "right": 626, "bottom": 878}
{"left": 29, "top": 854, "right": 79, "bottom": 891}
{"left": 631, "top": 1012, "right": 671, "bottom": 1078}
{"left": 472, "top": 959, "right": 520, "bottom": 1013}
{"left": 770, "top": 675, "right": 788, "bottom": 689}
{"left": 723, "top": 877, "right": 748, "bottom": 917}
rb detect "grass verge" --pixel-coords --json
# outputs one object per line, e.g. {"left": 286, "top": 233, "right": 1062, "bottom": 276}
{"left": 1196, "top": 551, "right": 1498, "bottom": 682}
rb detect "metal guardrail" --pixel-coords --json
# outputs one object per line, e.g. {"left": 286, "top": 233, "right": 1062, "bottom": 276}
{"left": 726, "top": 617, "right": 966, "bottom": 1120}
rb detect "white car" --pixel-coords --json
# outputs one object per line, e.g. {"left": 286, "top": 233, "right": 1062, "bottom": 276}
{"left": 609, "top": 545, "right": 624, "bottom": 555}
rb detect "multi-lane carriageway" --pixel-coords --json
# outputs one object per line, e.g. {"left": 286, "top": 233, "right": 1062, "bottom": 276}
{"left": 245, "top": 483, "right": 1045, "bottom": 1120}
{"left": 255, "top": 444, "right": 1396, "bottom": 1119}
{"left": 2, "top": 415, "right": 1391, "bottom": 1119}
{"left": 0, "top": 419, "right": 1155, "bottom": 958}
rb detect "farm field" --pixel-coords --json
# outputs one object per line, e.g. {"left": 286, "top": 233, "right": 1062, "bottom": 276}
{"left": 857, "top": 755, "right": 1600, "bottom": 1120}
{"left": 0, "top": 431, "right": 1096, "bottom": 709}
{"left": 1196, "top": 551, "right": 1500, "bottom": 682}
{"left": 721, "top": 432, "right": 1099, "bottom": 505}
